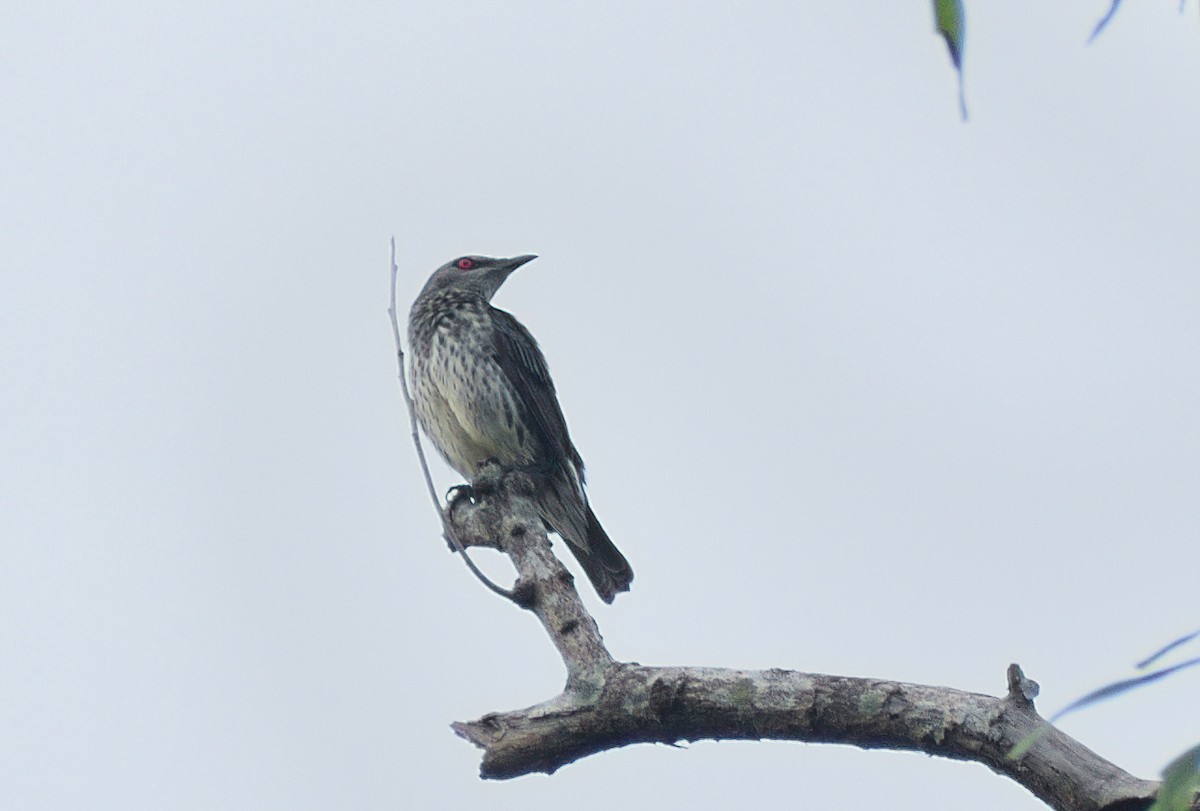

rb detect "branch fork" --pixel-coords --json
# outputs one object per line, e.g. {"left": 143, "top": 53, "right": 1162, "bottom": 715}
{"left": 444, "top": 478, "right": 1169, "bottom": 811}
{"left": 391, "top": 241, "right": 1178, "bottom": 811}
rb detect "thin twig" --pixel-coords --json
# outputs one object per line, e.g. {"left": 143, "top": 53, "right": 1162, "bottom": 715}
{"left": 1088, "top": 0, "right": 1121, "bottom": 43}
{"left": 388, "top": 237, "right": 515, "bottom": 600}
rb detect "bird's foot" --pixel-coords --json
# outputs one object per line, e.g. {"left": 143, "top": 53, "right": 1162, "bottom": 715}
{"left": 470, "top": 458, "right": 506, "bottom": 496}
{"left": 444, "top": 459, "right": 510, "bottom": 514}
{"left": 445, "top": 483, "right": 476, "bottom": 508}
{"left": 454, "top": 459, "right": 542, "bottom": 504}
{"left": 441, "top": 485, "right": 476, "bottom": 553}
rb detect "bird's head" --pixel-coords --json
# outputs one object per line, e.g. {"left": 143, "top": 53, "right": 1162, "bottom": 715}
{"left": 420, "top": 254, "right": 538, "bottom": 301}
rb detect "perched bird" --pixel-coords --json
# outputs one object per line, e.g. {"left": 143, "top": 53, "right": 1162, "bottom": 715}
{"left": 407, "top": 254, "right": 633, "bottom": 603}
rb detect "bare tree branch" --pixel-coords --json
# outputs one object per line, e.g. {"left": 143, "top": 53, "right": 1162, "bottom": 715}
{"left": 446, "top": 468, "right": 612, "bottom": 692}
{"left": 443, "top": 476, "right": 1183, "bottom": 811}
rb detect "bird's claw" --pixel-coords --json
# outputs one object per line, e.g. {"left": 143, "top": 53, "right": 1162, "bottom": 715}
{"left": 445, "top": 484, "right": 476, "bottom": 507}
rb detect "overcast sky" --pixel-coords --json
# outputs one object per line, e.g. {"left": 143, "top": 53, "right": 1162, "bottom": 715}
{"left": 2, "top": 2, "right": 1198, "bottom": 809}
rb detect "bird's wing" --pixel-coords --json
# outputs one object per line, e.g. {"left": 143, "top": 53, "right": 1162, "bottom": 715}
{"left": 489, "top": 307, "right": 585, "bottom": 479}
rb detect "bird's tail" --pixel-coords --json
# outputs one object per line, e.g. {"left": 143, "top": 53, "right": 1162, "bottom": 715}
{"left": 574, "top": 503, "right": 634, "bottom": 604}
{"left": 539, "top": 482, "right": 633, "bottom": 603}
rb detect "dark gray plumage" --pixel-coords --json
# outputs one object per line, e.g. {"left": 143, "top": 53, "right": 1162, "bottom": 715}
{"left": 407, "top": 254, "right": 633, "bottom": 603}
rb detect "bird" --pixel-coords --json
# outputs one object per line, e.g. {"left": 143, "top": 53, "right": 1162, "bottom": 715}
{"left": 407, "top": 254, "right": 633, "bottom": 603}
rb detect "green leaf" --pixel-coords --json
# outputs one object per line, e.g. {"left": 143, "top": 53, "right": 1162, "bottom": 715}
{"left": 932, "top": 0, "right": 967, "bottom": 119}
{"left": 1008, "top": 632, "right": 1200, "bottom": 762}
{"left": 1137, "top": 628, "right": 1200, "bottom": 670}
{"left": 933, "top": 0, "right": 964, "bottom": 68}
{"left": 1047, "top": 656, "right": 1200, "bottom": 724}
{"left": 1007, "top": 722, "right": 1051, "bottom": 761}
{"left": 1090, "top": 0, "right": 1123, "bottom": 43}
{"left": 1148, "top": 743, "right": 1200, "bottom": 811}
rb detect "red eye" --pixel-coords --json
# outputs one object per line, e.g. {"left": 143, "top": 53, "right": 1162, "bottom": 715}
{"left": 456, "top": 258, "right": 474, "bottom": 270}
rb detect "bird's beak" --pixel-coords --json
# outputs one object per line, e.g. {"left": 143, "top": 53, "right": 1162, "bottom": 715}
{"left": 502, "top": 254, "right": 538, "bottom": 273}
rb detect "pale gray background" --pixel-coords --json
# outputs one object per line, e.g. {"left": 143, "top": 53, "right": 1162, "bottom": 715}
{"left": 2, "top": 2, "right": 1197, "bottom": 809}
